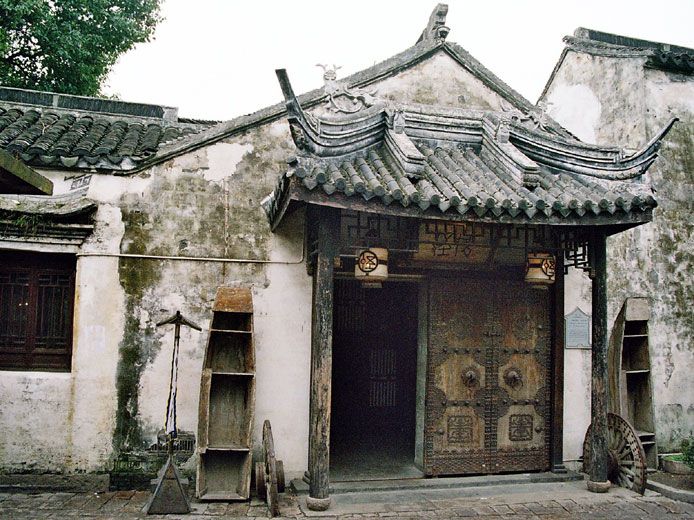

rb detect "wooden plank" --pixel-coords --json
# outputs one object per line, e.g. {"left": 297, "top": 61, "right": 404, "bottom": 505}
{"left": 625, "top": 297, "right": 650, "bottom": 321}
{"left": 607, "top": 303, "right": 626, "bottom": 416}
{"left": 197, "top": 370, "right": 212, "bottom": 449}
{"left": 213, "top": 287, "right": 253, "bottom": 313}
{"left": 0, "top": 149, "right": 53, "bottom": 195}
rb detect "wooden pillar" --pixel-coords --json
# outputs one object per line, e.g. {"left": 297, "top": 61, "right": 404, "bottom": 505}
{"left": 306, "top": 206, "right": 339, "bottom": 511}
{"left": 587, "top": 230, "right": 610, "bottom": 493}
{"left": 551, "top": 252, "right": 566, "bottom": 473}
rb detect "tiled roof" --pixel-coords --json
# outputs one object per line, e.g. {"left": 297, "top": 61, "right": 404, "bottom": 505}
{"left": 267, "top": 142, "right": 657, "bottom": 226}
{"left": 264, "top": 71, "right": 672, "bottom": 229}
{"left": 0, "top": 105, "right": 205, "bottom": 171}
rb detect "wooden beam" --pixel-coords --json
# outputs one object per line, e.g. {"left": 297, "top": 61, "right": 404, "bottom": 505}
{"left": 0, "top": 149, "right": 53, "bottom": 195}
{"left": 306, "top": 206, "right": 339, "bottom": 511}
{"left": 587, "top": 230, "right": 610, "bottom": 493}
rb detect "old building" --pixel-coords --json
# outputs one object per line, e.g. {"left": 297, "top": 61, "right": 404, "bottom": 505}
{"left": 0, "top": 4, "right": 689, "bottom": 508}
{"left": 541, "top": 28, "right": 693, "bottom": 460}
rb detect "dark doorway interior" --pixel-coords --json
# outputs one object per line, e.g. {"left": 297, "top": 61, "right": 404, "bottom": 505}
{"left": 330, "top": 279, "right": 422, "bottom": 481}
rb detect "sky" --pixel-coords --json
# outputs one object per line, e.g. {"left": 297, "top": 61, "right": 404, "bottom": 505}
{"left": 103, "top": 0, "right": 694, "bottom": 121}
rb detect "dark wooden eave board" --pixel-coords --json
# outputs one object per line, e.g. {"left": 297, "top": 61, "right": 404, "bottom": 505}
{"left": 0, "top": 149, "right": 52, "bottom": 195}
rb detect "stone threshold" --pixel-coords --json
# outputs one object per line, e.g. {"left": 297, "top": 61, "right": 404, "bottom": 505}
{"left": 647, "top": 479, "right": 694, "bottom": 504}
{"left": 291, "top": 471, "right": 583, "bottom": 495}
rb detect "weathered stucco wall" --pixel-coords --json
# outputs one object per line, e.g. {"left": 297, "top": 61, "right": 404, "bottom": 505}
{"left": 544, "top": 49, "right": 694, "bottom": 453}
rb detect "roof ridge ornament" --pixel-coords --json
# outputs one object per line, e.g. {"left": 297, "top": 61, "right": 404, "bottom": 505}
{"left": 316, "top": 64, "right": 378, "bottom": 114}
{"left": 500, "top": 98, "right": 552, "bottom": 133}
{"left": 417, "top": 3, "right": 450, "bottom": 44}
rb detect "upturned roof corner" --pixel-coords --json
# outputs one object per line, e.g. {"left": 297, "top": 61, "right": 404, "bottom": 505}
{"left": 263, "top": 82, "right": 677, "bottom": 230}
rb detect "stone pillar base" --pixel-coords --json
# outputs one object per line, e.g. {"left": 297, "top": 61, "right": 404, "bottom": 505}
{"left": 587, "top": 480, "right": 611, "bottom": 493}
{"left": 306, "top": 496, "right": 331, "bottom": 511}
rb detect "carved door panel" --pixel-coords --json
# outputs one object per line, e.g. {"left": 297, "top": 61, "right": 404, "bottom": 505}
{"left": 491, "top": 282, "right": 550, "bottom": 473}
{"left": 424, "top": 278, "right": 550, "bottom": 475}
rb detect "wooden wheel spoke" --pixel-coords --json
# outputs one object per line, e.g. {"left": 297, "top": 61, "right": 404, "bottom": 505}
{"left": 619, "top": 446, "right": 632, "bottom": 459}
{"left": 615, "top": 436, "right": 626, "bottom": 454}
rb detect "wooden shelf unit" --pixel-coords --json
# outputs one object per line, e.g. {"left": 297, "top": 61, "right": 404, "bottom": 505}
{"left": 608, "top": 297, "right": 658, "bottom": 469}
{"left": 197, "top": 288, "right": 255, "bottom": 501}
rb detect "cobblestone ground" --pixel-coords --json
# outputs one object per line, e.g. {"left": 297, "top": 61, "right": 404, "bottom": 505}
{"left": 1, "top": 480, "right": 693, "bottom": 519}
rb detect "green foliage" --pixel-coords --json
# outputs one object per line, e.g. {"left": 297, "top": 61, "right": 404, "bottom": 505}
{"left": 682, "top": 437, "right": 694, "bottom": 470}
{"left": 0, "top": 0, "right": 161, "bottom": 96}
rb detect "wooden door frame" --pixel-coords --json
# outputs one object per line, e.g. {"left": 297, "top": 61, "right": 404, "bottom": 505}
{"left": 331, "top": 278, "right": 423, "bottom": 469}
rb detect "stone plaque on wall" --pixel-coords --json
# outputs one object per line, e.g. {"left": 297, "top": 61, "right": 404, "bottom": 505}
{"left": 565, "top": 307, "right": 591, "bottom": 348}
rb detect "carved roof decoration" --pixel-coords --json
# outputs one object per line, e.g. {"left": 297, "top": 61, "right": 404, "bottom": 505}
{"left": 417, "top": 3, "right": 450, "bottom": 44}
{"left": 0, "top": 87, "right": 213, "bottom": 172}
{"left": 264, "top": 70, "right": 676, "bottom": 230}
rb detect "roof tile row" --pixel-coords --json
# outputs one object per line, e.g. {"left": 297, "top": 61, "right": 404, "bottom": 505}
{"left": 0, "top": 106, "right": 204, "bottom": 169}
{"left": 292, "top": 143, "right": 655, "bottom": 220}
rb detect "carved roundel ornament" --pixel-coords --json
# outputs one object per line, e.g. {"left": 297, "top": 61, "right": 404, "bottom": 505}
{"left": 357, "top": 250, "right": 379, "bottom": 273}
{"left": 355, "top": 248, "right": 388, "bottom": 282}
{"left": 541, "top": 256, "right": 556, "bottom": 277}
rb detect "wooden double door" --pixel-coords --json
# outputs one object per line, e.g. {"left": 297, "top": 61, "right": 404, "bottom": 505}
{"left": 424, "top": 277, "right": 551, "bottom": 475}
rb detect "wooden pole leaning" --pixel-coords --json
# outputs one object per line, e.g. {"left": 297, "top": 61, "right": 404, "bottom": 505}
{"left": 587, "top": 231, "right": 611, "bottom": 493}
{"left": 306, "top": 206, "right": 339, "bottom": 511}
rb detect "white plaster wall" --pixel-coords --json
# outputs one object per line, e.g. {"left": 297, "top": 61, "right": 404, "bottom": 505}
{"left": 0, "top": 372, "right": 72, "bottom": 473}
{"left": 69, "top": 256, "right": 123, "bottom": 470}
{"left": 562, "top": 268, "right": 593, "bottom": 467}
{"left": 0, "top": 210, "right": 126, "bottom": 473}
{"left": 253, "top": 210, "right": 312, "bottom": 480}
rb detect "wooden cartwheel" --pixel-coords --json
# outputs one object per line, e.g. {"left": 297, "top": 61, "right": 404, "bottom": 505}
{"left": 255, "top": 420, "right": 285, "bottom": 517}
{"left": 583, "top": 413, "right": 647, "bottom": 494}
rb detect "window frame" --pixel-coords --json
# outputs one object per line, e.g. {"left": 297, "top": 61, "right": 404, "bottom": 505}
{"left": 0, "top": 250, "right": 76, "bottom": 372}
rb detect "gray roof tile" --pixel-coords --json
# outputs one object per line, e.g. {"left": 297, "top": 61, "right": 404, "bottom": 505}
{"left": 0, "top": 105, "right": 208, "bottom": 171}
{"left": 267, "top": 140, "right": 657, "bottom": 227}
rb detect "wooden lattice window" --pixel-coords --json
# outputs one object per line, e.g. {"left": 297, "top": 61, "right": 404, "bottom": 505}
{"left": 0, "top": 251, "right": 76, "bottom": 371}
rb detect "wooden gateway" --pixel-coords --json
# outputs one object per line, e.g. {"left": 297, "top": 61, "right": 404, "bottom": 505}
{"left": 262, "top": 19, "right": 674, "bottom": 508}
{"left": 196, "top": 288, "right": 255, "bottom": 501}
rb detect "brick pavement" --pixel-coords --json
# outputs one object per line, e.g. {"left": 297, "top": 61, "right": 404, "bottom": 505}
{"left": 1, "top": 479, "right": 693, "bottom": 519}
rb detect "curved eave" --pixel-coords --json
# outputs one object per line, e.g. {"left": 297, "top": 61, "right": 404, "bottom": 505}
{"left": 274, "top": 178, "right": 653, "bottom": 230}
{"left": 511, "top": 118, "right": 677, "bottom": 179}
{"left": 267, "top": 172, "right": 655, "bottom": 233}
